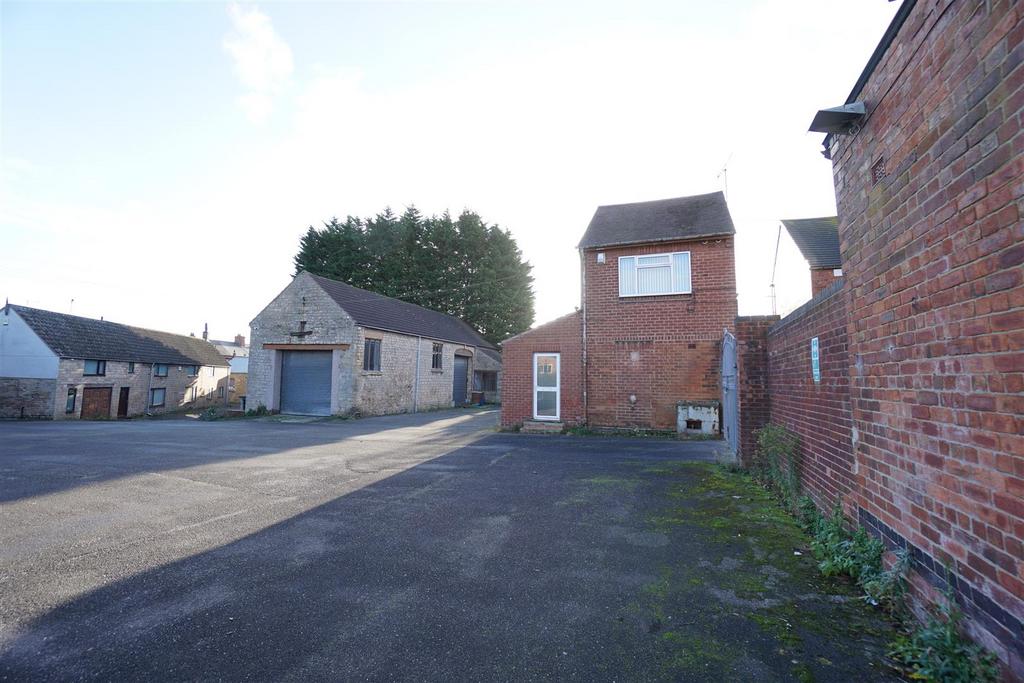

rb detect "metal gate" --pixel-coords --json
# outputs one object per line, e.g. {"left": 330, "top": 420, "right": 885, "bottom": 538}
{"left": 721, "top": 329, "right": 738, "bottom": 455}
{"left": 453, "top": 356, "right": 469, "bottom": 405}
{"left": 280, "top": 351, "right": 333, "bottom": 415}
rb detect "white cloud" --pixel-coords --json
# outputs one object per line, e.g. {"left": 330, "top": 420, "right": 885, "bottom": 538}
{"left": 223, "top": 3, "right": 293, "bottom": 123}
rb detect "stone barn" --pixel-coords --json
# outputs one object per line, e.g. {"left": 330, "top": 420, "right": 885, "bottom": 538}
{"left": 248, "top": 272, "right": 500, "bottom": 416}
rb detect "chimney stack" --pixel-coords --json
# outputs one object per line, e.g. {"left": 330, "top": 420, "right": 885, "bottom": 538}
{"left": 202, "top": 323, "right": 208, "bottom": 341}
{"left": 234, "top": 334, "right": 246, "bottom": 347}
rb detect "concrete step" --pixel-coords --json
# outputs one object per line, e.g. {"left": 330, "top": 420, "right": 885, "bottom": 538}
{"left": 521, "top": 420, "right": 564, "bottom": 434}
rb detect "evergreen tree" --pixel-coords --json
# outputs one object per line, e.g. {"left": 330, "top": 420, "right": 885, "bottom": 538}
{"left": 293, "top": 207, "right": 534, "bottom": 344}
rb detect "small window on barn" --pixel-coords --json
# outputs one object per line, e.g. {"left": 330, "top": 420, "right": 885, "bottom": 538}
{"left": 618, "top": 251, "right": 691, "bottom": 297}
{"left": 65, "top": 388, "right": 77, "bottom": 414}
{"left": 363, "top": 339, "right": 381, "bottom": 372}
{"left": 871, "top": 157, "right": 886, "bottom": 185}
{"left": 431, "top": 343, "right": 443, "bottom": 370}
{"left": 187, "top": 365, "right": 198, "bottom": 376}
{"left": 128, "top": 362, "right": 135, "bottom": 374}
{"left": 154, "top": 364, "right": 169, "bottom": 378}
{"left": 84, "top": 359, "right": 106, "bottom": 376}
{"left": 150, "top": 387, "right": 166, "bottom": 407}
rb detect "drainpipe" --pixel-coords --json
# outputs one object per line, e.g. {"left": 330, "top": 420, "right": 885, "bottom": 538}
{"left": 146, "top": 363, "right": 153, "bottom": 415}
{"left": 413, "top": 336, "right": 421, "bottom": 413}
{"left": 580, "top": 248, "right": 588, "bottom": 424}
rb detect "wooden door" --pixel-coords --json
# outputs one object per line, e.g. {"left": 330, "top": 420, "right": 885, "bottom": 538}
{"left": 81, "top": 387, "right": 112, "bottom": 419}
{"left": 117, "top": 387, "right": 130, "bottom": 417}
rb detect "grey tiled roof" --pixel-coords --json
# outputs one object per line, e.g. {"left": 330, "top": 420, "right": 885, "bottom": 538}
{"left": 307, "top": 274, "right": 496, "bottom": 350}
{"left": 781, "top": 216, "right": 842, "bottom": 268}
{"left": 578, "top": 191, "right": 735, "bottom": 250}
{"left": 9, "top": 305, "right": 228, "bottom": 366}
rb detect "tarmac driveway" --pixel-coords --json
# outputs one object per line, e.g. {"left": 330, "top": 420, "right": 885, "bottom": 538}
{"left": 0, "top": 410, "right": 895, "bottom": 681}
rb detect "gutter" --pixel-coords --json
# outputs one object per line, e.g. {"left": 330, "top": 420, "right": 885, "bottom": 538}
{"left": 578, "top": 230, "right": 736, "bottom": 252}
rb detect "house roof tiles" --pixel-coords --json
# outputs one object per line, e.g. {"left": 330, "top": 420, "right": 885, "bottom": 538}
{"left": 781, "top": 216, "right": 842, "bottom": 268}
{"left": 578, "top": 191, "right": 735, "bottom": 250}
{"left": 8, "top": 305, "right": 228, "bottom": 366}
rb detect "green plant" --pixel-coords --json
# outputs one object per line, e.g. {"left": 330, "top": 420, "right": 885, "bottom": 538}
{"left": 199, "top": 405, "right": 223, "bottom": 421}
{"left": 807, "top": 502, "right": 883, "bottom": 581}
{"left": 888, "top": 591, "right": 999, "bottom": 683}
{"left": 753, "top": 424, "right": 801, "bottom": 510}
{"left": 245, "top": 405, "right": 269, "bottom": 417}
{"left": 862, "top": 548, "right": 911, "bottom": 616}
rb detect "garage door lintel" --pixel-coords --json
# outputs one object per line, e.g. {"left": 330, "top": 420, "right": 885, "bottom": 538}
{"left": 263, "top": 343, "right": 350, "bottom": 350}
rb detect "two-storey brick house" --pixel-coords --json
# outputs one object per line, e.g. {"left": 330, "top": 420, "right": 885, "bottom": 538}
{"left": 502, "top": 191, "right": 738, "bottom": 431}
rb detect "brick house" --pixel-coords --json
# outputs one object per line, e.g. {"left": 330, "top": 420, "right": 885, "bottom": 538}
{"left": 502, "top": 191, "right": 738, "bottom": 431}
{"left": 781, "top": 216, "right": 844, "bottom": 297}
{"left": 0, "top": 304, "right": 229, "bottom": 419}
{"left": 248, "top": 271, "right": 500, "bottom": 416}
{"left": 737, "top": 0, "right": 1024, "bottom": 674}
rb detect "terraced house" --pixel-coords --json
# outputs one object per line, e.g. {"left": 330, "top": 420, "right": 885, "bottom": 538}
{"left": 0, "top": 304, "right": 229, "bottom": 419}
{"left": 247, "top": 272, "right": 501, "bottom": 416}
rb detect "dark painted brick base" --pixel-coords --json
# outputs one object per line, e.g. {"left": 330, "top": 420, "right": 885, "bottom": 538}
{"left": 859, "top": 507, "right": 1024, "bottom": 662}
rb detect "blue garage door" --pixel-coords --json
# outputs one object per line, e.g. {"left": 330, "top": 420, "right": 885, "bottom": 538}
{"left": 453, "top": 356, "right": 469, "bottom": 405}
{"left": 280, "top": 351, "right": 332, "bottom": 416}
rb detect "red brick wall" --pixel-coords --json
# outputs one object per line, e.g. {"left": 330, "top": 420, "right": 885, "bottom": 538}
{"left": 500, "top": 312, "right": 584, "bottom": 428}
{"left": 827, "top": 0, "right": 1023, "bottom": 670}
{"left": 735, "top": 315, "right": 778, "bottom": 464}
{"left": 766, "top": 282, "right": 856, "bottom": 513}
{"left": 582, "top": 237, "right": 738, "bottom": 429}
{"left": 810, "top": 268, "right": 841, "bottom": 297}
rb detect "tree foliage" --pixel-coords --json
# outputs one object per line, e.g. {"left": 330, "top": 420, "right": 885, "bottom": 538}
{"left": 293, "top": 207, "right": 534, "bottom": 344}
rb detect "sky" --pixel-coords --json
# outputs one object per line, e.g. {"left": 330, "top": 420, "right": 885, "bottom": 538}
{"left": 1, "top": 1, "right": 901, "bottom": 341}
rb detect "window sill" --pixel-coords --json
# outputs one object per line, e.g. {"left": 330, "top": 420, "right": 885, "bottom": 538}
{"left": 430, "top": 369, "right": 444, "bottom": 374}
{"left": 362, "top": 371, "right": 383, "bottom": 376}
{"left": 618, "top": 290, "right": 692, "bottom": 299}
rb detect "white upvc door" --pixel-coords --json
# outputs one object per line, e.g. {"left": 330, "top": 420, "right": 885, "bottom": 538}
{"left": 532, "top": 353, "right": 560, "bottom": 421}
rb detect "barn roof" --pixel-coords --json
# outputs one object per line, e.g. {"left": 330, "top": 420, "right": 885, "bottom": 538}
{"left": 307, "top": 274, "right": 496, "bottom": 350}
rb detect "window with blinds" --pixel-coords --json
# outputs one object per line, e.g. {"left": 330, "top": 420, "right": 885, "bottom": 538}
{"left": 618, "top": 251, "right": 691, "bottom": 296}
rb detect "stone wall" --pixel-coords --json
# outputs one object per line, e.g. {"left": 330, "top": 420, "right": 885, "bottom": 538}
{"left": 500, "top": 312, "right": 584, "bottom": 429}
{"left": 54, "top": 359, "right": 229, "bottom": 419}
{"left": 354, "top": 329, "right": 476, "bottom": 415}
{"left": 0, "top": 378, "right": 56, "bottom": 419}
{"left": 582, "top": 237, "right": 738, "bottom": 429}
{"left": 248, "top": 272, "right": 359, "bottom": 413}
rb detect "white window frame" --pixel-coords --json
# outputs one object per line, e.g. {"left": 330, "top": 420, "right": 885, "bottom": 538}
{"left": 532, "top": 352, "right": 560, "bottom": 421}
{"left": 150, "top": 387, "right": 166, "bottom": 407}
{"left": 618, "top": 251, "right": 692, "bottom": 297}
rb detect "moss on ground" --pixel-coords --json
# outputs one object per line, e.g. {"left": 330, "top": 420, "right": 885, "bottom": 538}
{"left": 614, "top": 462, "right": 898, "bottom": 681}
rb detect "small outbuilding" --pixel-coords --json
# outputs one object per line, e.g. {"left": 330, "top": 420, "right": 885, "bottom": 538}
{"left": 248, "top": 272, "right": 500, "bottom": 416}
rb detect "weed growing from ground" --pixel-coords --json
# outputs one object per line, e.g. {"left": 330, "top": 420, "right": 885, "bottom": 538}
{"left": 750, "top": 424, "right": 1000, "bottom": 681}
{"left": 888, "top": 591, "right": 998, "bottom": 683}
